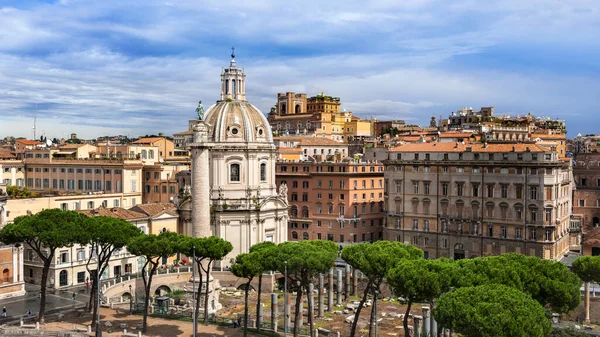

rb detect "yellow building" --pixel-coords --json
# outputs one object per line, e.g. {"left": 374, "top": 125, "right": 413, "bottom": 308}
{"left": 269, "top": 92, "right": 372, "bottom": 141}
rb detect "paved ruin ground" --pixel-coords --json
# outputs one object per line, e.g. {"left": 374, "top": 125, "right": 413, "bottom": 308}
{"left": 8, "top": 288, "right": 600, "bottom": 337}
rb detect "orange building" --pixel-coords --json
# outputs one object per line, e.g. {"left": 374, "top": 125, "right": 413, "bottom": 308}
{"left": 276, "top": 160, "right": 385, "bottom": 244}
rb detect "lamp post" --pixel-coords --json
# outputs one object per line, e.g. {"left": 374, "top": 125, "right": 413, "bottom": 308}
{"left": 284, "top": 260, "right": 288, "bottom": 337}
{"left": 96, "top": 241, "right": 102, "bottom": 337}
{"left": 374, "top": 289, "right": 379, "bottom": 337}
{"left": 129, "top": 285, "right": 133, "bottom": 314}
{"left": 192, "top": 245, "right": 197, "bottom": 337}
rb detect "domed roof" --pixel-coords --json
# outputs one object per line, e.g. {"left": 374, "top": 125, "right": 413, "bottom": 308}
{"left": 204, "top": 100, "right": 273, "bottom": 143}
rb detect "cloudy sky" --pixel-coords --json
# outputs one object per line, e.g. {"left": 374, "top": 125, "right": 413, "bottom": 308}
{"left": 0, "top": 0, "right": 599, "bottom": 139}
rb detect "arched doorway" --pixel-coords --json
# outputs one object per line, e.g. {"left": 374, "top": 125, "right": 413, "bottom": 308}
{"left": 154, "top": 285, "right": 171, "bottom": 296}
{"left": 59, "top": 270, "right": 68, "bottom": 287}
{"left": 295, "top": 104, "right": 301, "bottom": 113}
{"left": 2, "top": 268, "right": 9, "bottom": 282}
{"left": 453, "top": 243, "right": 465, "bottom": 260}
{"left": 281, "top": 103, "right": 287, "bottom": 115}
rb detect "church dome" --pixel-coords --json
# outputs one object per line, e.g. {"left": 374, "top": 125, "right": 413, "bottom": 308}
{"left": 202, "top": 53, "right": 273, "bottom": 144}
{"left": 204, "top": 101, "right": 273, "bottom": 143}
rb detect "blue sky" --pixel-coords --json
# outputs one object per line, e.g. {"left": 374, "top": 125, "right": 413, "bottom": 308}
{"left": 0, "top": 0, "right": 599, "bottom": 139}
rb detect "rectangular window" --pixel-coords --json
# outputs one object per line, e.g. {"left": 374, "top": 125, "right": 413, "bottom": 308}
{"left": 472, "top": 184, "right": 479, "bottom": 197}
{"left": 501, "top": 185, "right": 508, "bottom": 198}
{"left": 457, "top": 183, "right": 463, "bottom": 197}
{"left": 501, "top": 226, "right": 507, "bottom": 238}
{"left": 516, "top": 228, "right": 522, "bottom": 239}
{"left": 487, "top": 184, "right": 494, "bottom": 198}
{"left": 442, "top": 183, "right": 448, "bottom": 196}
{"left": 530, "top": 186, "right": 537, "bottom": 200}
{"left": 516, "top": 185, "right": 523, "bottom": 199}
{"left": 412, "top": 219, "right": 419, "bottom": 231}
{"left": 488, "top": 225, "right": 494, "bottom": 237}
{"left": 413, "top": 182, "right": 419, "bottom": 194}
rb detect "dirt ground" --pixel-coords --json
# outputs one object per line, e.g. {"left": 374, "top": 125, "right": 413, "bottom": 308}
{"left": 42, "top": 307, "right": 253, "bottom": 337}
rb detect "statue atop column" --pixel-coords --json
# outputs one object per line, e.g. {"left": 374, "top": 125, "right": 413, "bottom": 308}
{"left": 196, "top": 100, "right": 205, "bottom": 120}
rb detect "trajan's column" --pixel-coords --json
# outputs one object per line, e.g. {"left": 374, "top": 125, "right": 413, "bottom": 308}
{"left": 183, "top": 104, "right": 223, "bottom": 313}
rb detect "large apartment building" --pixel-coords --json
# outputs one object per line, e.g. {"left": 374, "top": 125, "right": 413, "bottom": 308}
{"left": 276, "top": 160, "right": 384, "bottom": 244}
{"left": 572, "top": 152, "right": 600, "bottom": 256}
{"left": 383, "top": 142, "right": 574, "bottom": 260}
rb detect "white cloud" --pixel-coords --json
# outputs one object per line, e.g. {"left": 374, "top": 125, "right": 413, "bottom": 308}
{"left": 0, "top": 0, "right": 598, "bottom": 138}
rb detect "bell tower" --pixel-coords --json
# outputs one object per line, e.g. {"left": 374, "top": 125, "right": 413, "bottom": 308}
{"left": 220, "top": 47, "right": 246, "bottom": 101}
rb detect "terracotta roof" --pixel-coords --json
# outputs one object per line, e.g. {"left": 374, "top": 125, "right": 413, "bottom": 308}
{"left": 16, "top": 139, "right": 42, "bottom": 145}
{"left": 438, "top": 132, "right": 477, "bottom": 138}
{"left": 130, "top": 203, "right": 178, "bottom": 217}
{"left": 60, "top": 144, "right": 86, "bottom": 149}
{"left": 531, "top": 134, "right": 566, "bottom": 140}
{"left": 133, "top": 137, "right": 164, "bottom": 144}
{"left": 389, "top": 142, "right": 550, "bottom": 153}
{"left": 278, "top": 148, "right": 303, "bottom": 153}
{"left": 298, "top": 138, "right": 345, "bottom": 146}
{"left": 78, "top": 208, "right": 147, "bottom": 220}
{"left": 0, "top": 149, "right": 16, "bottom": 159}
{"left": 173, "top": 130, "right": 194, "bottom": 136}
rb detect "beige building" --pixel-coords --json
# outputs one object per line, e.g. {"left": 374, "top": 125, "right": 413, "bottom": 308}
{"left": 383, "top": 142, "right": 573, "bottom": 260}
{"left": 274, "top": 136, "right": 350, "bottom": 162}
{"left": 4, "top": 192, "right": 143, "bottom": 223}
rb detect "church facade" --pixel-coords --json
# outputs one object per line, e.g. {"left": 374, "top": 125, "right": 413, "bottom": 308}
{"left": 178, "top": 54, "right": 289, "bottom": 266}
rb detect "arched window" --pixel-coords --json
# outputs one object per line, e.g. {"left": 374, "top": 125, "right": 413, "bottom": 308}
{"left": 295, "top": 104, "right": 301, "bottom": 113}
{"left": 230, "top": 163, "right": 240, "bottom": 182}
{"left": 141, "top": 150, "right": 147, "bottom": 159}
{"left": 232, "top": 79, "right": 236, "bottom": 95}
{"left": 281, "top": 103, "right": 287, "bottom": 114}
{"left": 302, "top": 232, "right": 309, "bottom": 240}
{"left": 225, "top": 79, "right": 229, "bottom": 94}
{"left": 291, "top": 206, "right": 298, "bottom": 218}
{"left": 59, "top": 270, "right": 68, "bottom": 287}
{"left": 302, "top": 207, "right": 309, "bottom": 218}
{"left": 148, "top": 150, "right": 154, "bottom": 159}
{"left": 291, "top": 231, "right": 298, "bottom": 240}
{"left": 260, "top": 163, "right": 267, "bottom": 182}
{"left": 2, "top": 268, "right": 9, "bottom": 282}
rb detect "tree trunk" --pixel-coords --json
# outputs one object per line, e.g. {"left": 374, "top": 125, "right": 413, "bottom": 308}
{"left": 203, "top": 260, "right": 212, "bottom": 325}
{"left": 142, "top": 263, "right": 157, "bottom": 334}
{"left": 243, "top": 281, "right": 251, "bottom": 337}
{"left": 293, "top": 289, "right": 302, "bottom": 337}
{"left": 403, "top": 300, "right": 413, "bottom": 337}
{"left": 350, "top": 280, "right": 372, "bottom": 337}
{"left": 91, "top": 263, "right": 108, "bottom": 327}
{"left": 368, "top": 291, "right": 376, "bottom": 337}
{"left": 256, "top": 273, "right": 263, "bottom": 332}
{"left": 194, "top": 261, "right": 204, "bottom": 335}
{"left": 306, "top": 282, "right": 314, "bottom": 337}
{"left": 38, "top": 258, "right": 52, "bottom": 324}
{"left": 88, "top": 281, "right": 96, "bottom": 313}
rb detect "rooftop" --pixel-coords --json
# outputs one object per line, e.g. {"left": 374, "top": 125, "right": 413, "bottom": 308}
{"left": 389, "top": 142, "right": 551, "bottom": 153}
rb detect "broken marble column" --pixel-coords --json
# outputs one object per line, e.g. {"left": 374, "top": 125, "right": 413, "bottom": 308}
{"left": 309, "top": 283, "right": 315, "bottom": 318}
{"left": 328, "top": 269, "right": 334, "bottom": 311}
{"left": 414, "top": 315, "right": 423, "bottom": 337}
{"left": 344, "top": 265, "right": 351, "bottom": 301}
{"left": 271, "top": 293, "right": 278, "bottom": 330}
{"left": 422, "top": 307, "right": 430, "bottom": 336}
{"left": 352, "top": 268, "right": 359, "bottom": 297}
{"left": 285, "top": 293, "right": 291, "bottom": 333}
{"left": 298, "top": 297, "right": 304, "bottom": 327}
{"left": 336, "top": 269, "right": 343, "bottom": 306}
{"left": 430, "top": 314, "right": 438, "bottom": 337}
{"left": 318, "top": 274, "right": 324, "bottom": 317}
{"left": 257, "top": 303, "right": 264, "bottom": 328}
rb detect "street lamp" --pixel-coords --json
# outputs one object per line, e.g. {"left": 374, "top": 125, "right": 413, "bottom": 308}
{"left": 284, "top": 260, "right": 288, "bottom": 337}
{"left": 192, "top": 245, "right": 197, "bottom": 337}
{"left": 95, "top": 240, "right": 102, "bottom": 337}
{"left": 129, "top": 285, "right": 133, "bottom": 314}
